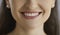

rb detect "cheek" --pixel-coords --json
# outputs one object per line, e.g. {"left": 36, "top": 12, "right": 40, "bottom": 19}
{"left": 12, "top": 0, "right": 26, "bottom": 11}
{"left": 38, "top": 2, "right": 52, "bottom": 23}
{"left": 42, "top": 8, "right": 51, "bottom": 23}
{"left": 11, "top": 10, "right": 22, "bottom": 23}
{"left": 38, "top": 2, "right": 52, "bottom": 17}
{"left": 37, "top": 0, "right": 52, "bottom": 9}
{"left": 9, "top": 0, "right": 26, "bottom": 12}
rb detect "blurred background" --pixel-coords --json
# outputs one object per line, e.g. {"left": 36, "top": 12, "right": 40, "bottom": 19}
{"left": 57, "top": 0, "right": 60, "bottom": 35}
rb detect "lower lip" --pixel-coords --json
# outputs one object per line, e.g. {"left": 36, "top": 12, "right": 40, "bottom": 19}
{"left": 23, "top": 15, "right": 38, "bottom": 19}
{"left": 21, "top": 12, "right": 41, "bottom": 19}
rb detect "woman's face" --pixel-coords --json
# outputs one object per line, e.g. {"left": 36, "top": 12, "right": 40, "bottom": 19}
{"left": 6, "top": 0, "right": 55, "bottom": 28}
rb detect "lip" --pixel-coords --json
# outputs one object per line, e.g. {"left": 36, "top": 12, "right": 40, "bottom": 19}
{"left": 20, "top": 11, "right": 42, "bottom": 19}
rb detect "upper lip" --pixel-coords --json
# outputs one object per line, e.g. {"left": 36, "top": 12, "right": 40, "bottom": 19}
{"left": 20, "top": 10, "right": 43, "bottom": 13}
{"left": 20, "top": 11, "right": 42, "bottom": 14}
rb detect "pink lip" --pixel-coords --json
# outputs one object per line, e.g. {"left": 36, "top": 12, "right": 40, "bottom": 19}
{"left": 23, "top": 16, "right": 38, "bottom": 19}
{"left": 21, "top": 12, "right": 42, "bottom": 19}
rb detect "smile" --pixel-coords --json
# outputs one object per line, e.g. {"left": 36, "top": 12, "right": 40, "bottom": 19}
{"left": 21, "top": 12, "right": 42, "bottom": 19}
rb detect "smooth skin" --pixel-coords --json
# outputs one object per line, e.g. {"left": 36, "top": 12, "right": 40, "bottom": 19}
{"left": 6, "top": 0, "right": 55, "bottom": 35}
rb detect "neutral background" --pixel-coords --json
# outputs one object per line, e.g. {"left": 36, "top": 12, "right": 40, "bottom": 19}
{"left": 57, "top": 0, "right": 60, "bottom": 35}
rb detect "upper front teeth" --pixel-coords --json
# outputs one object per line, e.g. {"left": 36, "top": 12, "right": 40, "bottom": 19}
{"left": 24, "top": 13, "right": 39, "bottom": 16}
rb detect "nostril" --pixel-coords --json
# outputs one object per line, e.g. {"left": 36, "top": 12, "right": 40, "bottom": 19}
{"left": 39, "top": 12, "right": 42, "bottom": 14}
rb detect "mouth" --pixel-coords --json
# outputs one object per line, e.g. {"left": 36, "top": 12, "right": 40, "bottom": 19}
{"left": 20, "top": 12, "right": 42, "bottom": 19}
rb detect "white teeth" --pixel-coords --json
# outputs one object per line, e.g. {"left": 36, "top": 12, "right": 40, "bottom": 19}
{"left": 24, "top": 13, "right": 39, "bottom": 16}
